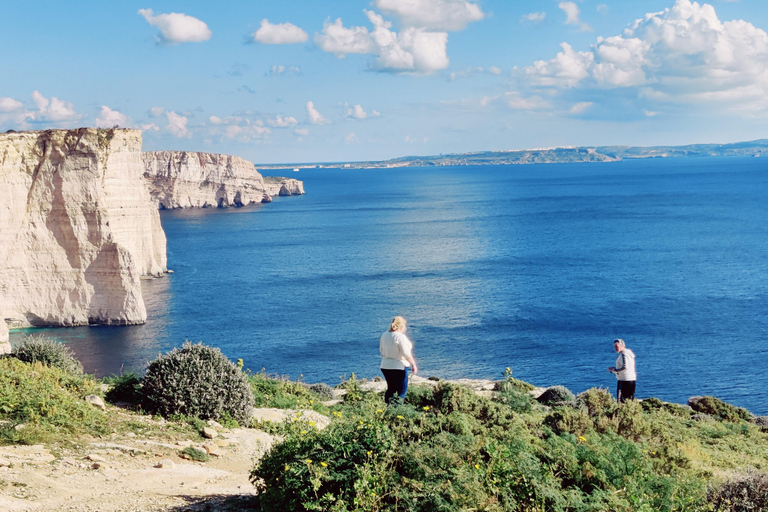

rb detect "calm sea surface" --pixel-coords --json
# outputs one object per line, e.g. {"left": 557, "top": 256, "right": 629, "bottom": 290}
{"left": 12, "top": 158, "right": 768, "bottom": 414}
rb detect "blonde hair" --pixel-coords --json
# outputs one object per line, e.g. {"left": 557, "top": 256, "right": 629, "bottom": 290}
{"left": 389, "top": 316, "right": 407, "bottom": 332}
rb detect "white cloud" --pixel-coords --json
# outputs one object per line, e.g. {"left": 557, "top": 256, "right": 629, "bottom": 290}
{"left": 268, "top": 65, "right": 302, "bottom": 76}
{"left": 315, "top": 18, "right": 376, "bottom": 56}
{"left": 0, "top": 97, "right": 23, "bottom": 112}
{"left": 371, "top": 109, "right": 382, "bottom": 116}
{"left": 489, "top": 66, "right": 502, "bottom": 75}
{"left": 373, "top": 0, "right": 484, "bottom": 31}
{"left": 267, "top": 114, "right": 298, "bottom": 128}
{"left": 140, "top": 123, "right": 160, "bottom": 132}
{"left": 524, "top": 0, "right": 768, "bottom": 114}
{"left": 205, "top": 115, "right": 272, "bottom": 141}
{"left": 138, "top": 9, "right": 211, "bottom": 44}
{"left": 597, "top": 4, "right": 609, "bottom": 14}
{"left": 30, "top": 91, "right": 80, "bottom": 122}
{"left": 252, "top": 19, "right": 308, "bottom": 44}
{"left": 208, "top": 115, "right": 224, "bottom": 125}
{"left": 505, "top": 92, "right": 552, "bottom": 111}
{"left": 345, "top": 132, "right": 357, "bottom": 143}
{"left": 166, "top": 111, "right": 191, "bottom": 138}
{"left": 294, "top": 128, "right": 309, "bottom": 136}
{"left": 345, "top": 104, "right": 368, "bottom": 119}
{"left": 558, "top": 1, "right": 593, "bottom": 32}
{"left": 149, "top": 106, "right": 165, "bottom": 118}
{"left": 521, "top": 12, "right": 546, "bottom": 23}
{"left": 568, "top": 101, "right": 593, "bottom": 114}
{"left": 315, "top": 10, "right": 451, "bottom": 74}
{"left": 306, "top": 101, "right": 331, "bottom": 125}
{"left": 95, "top": 106, "right": 129, "bottom": 128}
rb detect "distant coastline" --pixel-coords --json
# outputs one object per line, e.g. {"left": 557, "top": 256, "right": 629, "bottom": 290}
{"left": 257, "top": 138, "right": 768, "bottom": 170}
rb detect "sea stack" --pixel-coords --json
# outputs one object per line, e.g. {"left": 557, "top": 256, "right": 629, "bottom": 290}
{"left": 0, "top": 128, "right": 167, "bottom": 329}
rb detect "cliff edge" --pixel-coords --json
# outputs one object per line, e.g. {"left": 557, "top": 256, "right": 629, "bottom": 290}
{"left": 142, "top": 151, "right": 304, "bottom": 209}
{"left": 0, "top": 128, "right": 167, "bottom": 332}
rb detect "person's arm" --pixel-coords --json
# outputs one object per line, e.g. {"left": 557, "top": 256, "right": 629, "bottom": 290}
{"left": 399, "top": 335, "right": 418, "bottom": 375}
{"left": 614, "top": 353, "right": 626, "bottom": 373}
{"left": 405, "top": 354, "right": 418, "bottom": 375}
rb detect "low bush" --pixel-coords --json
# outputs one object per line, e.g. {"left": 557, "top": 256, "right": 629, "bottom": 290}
{"left": 12, "top": 334, "right": 83, "bottom": 376}
{"left": 103, "top": 371, "right": 143, "bottom": 407}
{"left": 577, "top": 387, "right": 616, "bottom": 417}
{"left": 688, "top": 396, "right": 752, "bottom": 422}
{"left": 0, "top": 357, "right": 105, "bottom": 444}
{"left": 708, "top": 472, "right": 768, "bottom": 511}
{"left": 250, "top": 372, "right": 316, "bottom": 409}
{"left": 537, "top": 385, "right": 576, "bottom": 407}
{"left": 308, "top": 382, "right": 335, "bottom": 400}
{"left": 142, "top": 342, "right": 254, "bottom": 423}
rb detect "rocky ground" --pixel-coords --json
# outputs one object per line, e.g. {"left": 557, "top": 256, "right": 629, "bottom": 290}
{"left": 0, "top": 376, "right": 513, "bottom": 512}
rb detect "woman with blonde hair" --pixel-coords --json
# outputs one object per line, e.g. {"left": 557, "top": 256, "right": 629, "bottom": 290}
{"left": 379, "top": 316, "right": 418, "bottom": 404}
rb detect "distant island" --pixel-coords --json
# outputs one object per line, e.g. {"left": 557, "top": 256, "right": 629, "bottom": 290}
{"left": 259, "top": 138, "right": 768, "bottom": 170}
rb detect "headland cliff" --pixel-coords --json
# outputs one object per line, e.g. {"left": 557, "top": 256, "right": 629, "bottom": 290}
{"left": 0, "top": 128, "right": 304, "bottom": 348}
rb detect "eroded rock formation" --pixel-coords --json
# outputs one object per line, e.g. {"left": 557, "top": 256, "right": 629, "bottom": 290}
{"left": 0, "top": 128, "right": 167, "bottom": 331}
{"left": 142, "top": 151, "right": 303, "bottom": 209}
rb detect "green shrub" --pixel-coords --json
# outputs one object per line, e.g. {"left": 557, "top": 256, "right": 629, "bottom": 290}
{"left": 181, "top": 446, "right": 209, "bottom": 462}
{"left": 641, "top": 397, "right": 692, "bottom": 418}
{"left": 249, "top": 372, "right": 315, "bottom": 409}
{"left": 142, "top": 342, "right": 254, "bottom": 422}
{"left": 708, "top": 472, "right": 768, "bottom": 511}
{"left": 0, "top": 357, "right": 106, "bottom": 444}
{"left": 308, "top": 382, "right": 335, "bottom": 400}
{"left": 12, "top": 334, "right": 83, "bottom": 376}
{"left": 495, "top": 367, "right": 536, "bottom": 392}
{"left": 544, "top": 407, "right": 593, "bottom": 435}
{"left": 537, "top": 385, "right": 576, "bottom": 407}
{"left": 688, "top": 396, "right": 752, "bottom": 422}
{"left": 577, "top": 388, "right": 616, "bottom": 417}
{"left": 103, "top": 371, "right": 143, "bottom": 407}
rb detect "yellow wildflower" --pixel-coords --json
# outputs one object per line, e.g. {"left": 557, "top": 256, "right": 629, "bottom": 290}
{"left": 320, "top": 462, "right": 328, "bottom": 467}
{"left": 284, "top": 464, "right": 290, "bottom": 471}
{"left": 397, "top": 415, "right": 404, "bottom": 419}
{"left": 305, "top": 459, "right": 312, "bottom": 464}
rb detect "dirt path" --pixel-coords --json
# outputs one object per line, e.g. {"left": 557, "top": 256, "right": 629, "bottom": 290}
{"left": 0, "top": 425, "right": 276, "bottom": 512}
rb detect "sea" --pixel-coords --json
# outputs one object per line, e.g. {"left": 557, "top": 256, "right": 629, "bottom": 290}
{"left": 11, "top": 157, "right": 768, "bottom": 415}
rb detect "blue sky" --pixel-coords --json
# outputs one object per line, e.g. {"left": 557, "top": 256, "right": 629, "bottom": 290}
{"left": 3, "top": 0, "right": 768, "bottom": 163}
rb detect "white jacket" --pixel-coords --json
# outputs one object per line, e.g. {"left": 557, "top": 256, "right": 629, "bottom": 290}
{"left": 614, "top": 349, "right": 636, "bottom": 381}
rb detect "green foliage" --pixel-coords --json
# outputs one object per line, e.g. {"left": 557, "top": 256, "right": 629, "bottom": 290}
{"left": 308, "top": 382, "right": 335, "bottom": 400}
{"left": 142, "top": 342, "right": 254, "bottom": 422}
{"left": 181, "top": 446, "right": 209, "bottom": 462}
{"left": 537, "top": 385, "right": 576, "bottom": 407}
{"left": 689, "top": 396, "right": 753, "bottom": 423}
{"left": 12, "top": 334, "right": 83, "bottom": 377}
{"left": 641, "top": 397, "right": 693, "bottom": 418}
{"left": 0, "top": 357, "right": 106, "bottom": 444}
{"left": 496, "top": 367, "right": 536, "bottom": 392}
{"left": 577, "top": 387, "right": 616, "bottom": 417}
{"left": 249, "top": 372, "right": 324, "bottom": 410}
{"left": 103, "top": 371, "right": 143, "bottom": 407}
{"left": 708, "top": 472, "right": 768, "bottom": 512}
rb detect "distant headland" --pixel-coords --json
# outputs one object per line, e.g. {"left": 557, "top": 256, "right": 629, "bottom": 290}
{"left": 258, "top": 138, "right": 768, "bottom": 170}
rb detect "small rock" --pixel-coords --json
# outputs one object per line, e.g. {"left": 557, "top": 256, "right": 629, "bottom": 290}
{"left": 201, "top": 427, "right": 218, "bottom": 439}
{"left": 126, "top": 432, "right": 136, "bottom": 437}
{"left": 175, "top": 440, "right": 193, "bottom": 448}
{"left": 87, "top": 454, "right": 106, "bottom": 462}
{"left": 14, "top": 423, "right": 26, "bottom": 431}
{"left": 91, "top": 462, "right": 103, "bottom": 469}
{"left": 85, "top": 395, "right": 106, "bottom": 411}
{"left": 206, "top": 419, "right": 223, "bottom": 429}
{"left": 62, "top": 457, "right": 77, "bottom": 466}
{"left": 203, "top": 445, "right": 224, "bottom": 457}
{"left": 0, "top": 457, "right": 10, "bottom": 467}
{"left": 154, "top": 459, "right": 176, "bottom": 469}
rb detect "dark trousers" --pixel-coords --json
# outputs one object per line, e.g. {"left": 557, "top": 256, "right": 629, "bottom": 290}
{"left": 617, "top": 380, "right": 636, "bottom": 403}
{"left": 382, "top": 367, "right": 410, "bottom": 404}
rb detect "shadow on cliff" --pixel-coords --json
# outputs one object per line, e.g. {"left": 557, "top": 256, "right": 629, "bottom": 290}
{"left": 164, "top": 494, "right": 259, "bottom": 511}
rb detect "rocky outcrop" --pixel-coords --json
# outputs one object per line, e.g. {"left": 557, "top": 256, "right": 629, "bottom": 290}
{"left": 142, "top": 151, "right": 304, "bottom": 209}
{"left": 263, "top": 176, "right": 305, "bottom": 197}
{"left": 0, "top": 128, "right": 167, "bottom": 329}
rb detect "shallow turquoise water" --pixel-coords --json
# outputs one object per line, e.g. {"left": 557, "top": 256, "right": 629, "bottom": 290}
{"left": 14, "top": 157, "right": 768, "bottom": 414}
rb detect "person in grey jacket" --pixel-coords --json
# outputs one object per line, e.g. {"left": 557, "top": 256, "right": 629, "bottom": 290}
{"left": 607, "top": 338, "right": 636, "bottom": 403}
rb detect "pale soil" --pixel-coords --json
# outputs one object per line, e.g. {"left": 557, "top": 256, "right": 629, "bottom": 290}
{"left": 0, "top": 420, "right": 275, "bottom": 512}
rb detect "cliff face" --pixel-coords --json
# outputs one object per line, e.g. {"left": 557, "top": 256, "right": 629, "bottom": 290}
{"left": 263, "top": 176, "right": 305, "bottom": 197}
{"left": 143, "top": 151, "right": 265, "bottom": 209}
{"left": 0, "top": 128, "right": 167, "bottom": 331}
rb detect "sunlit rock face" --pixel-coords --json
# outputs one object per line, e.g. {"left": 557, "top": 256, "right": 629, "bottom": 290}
{"left": 263, "top": 177, "right": 305, "bottom": 197}
{"left": 0, "top": 128, "right": 167, "bottom": 329}
{"left": 142, "top": 151, "right": 272, "bottom": 209}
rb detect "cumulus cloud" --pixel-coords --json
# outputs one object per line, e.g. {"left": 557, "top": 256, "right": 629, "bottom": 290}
{"left": 149, "top": 106, "right": 165, "bottom": 118}
{"left": 138, "top": 9, "right": 211, "bottom": 44}
{"left": 558, "top": 1, "right": 593, "bottom": 32}
{"left": 205, "top": 115, "right": 271, "bottom": 141}
{"left": 519, "top": 0, "right": 768, "bottom": 116}
{"left": 345, "top": 104, "right": 368, "bottom": 119}
{"left": 373, "top": 0, "right": 484, "bottom": 31}
{"left": 30, "top": 91, "right": 80, "bottom": 122}
{"left": 267, "top": 114, "right": 298, "bottom": 128}
{"left": 294, "top": 127, "right": 309, "bottom": 136}
{"left": 166, "top": 111, "right": 191, "bottom": 138}
{"left": 252, "top": 19, "right": 308, "bottom": 44}
{"left": 505, "top": 92, "right": 552, "bottom": 111}
{"left": 95, "top": 106, "right": 129, "bottom": 127}
{"left": 345, "top": 132, "right": 357, "bottom": 143}
{"left": 306, "top": 101, "right": 331, "bottom": 125}
{"left": 521, "top": 12, "right": 546, "bottom": 23}
{"left": 0, "top": 97, "right": 23, "bottom": 112}
{"left": 315, "top": 4, "right": 481, "bottom": 74}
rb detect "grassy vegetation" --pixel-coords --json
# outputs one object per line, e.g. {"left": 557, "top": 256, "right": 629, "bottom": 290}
{"left": 1, "top": 339, "right": 766, "bottom": 511}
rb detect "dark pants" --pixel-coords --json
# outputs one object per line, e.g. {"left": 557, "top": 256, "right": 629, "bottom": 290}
{"left": 382, "top": 367, "right": 410, "bottom": 404}
{"left": 617, "top": 380, "right": 636, "bottom": 403}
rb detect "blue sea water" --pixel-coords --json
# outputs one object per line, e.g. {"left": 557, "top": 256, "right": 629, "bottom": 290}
{"left": 13, "top": 157, "right": 768, "bottom": 414}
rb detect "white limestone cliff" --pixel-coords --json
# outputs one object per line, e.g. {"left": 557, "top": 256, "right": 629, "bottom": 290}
{"left": 263, "top": 176, "right": 305, "bottom": 197}
{"left": 0, "top": 128, "right": 167, "bottom": 329}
